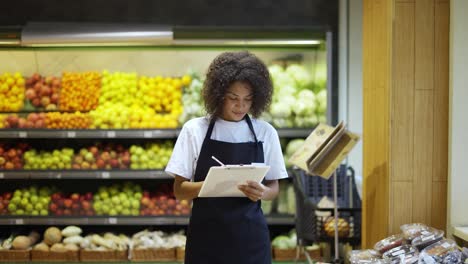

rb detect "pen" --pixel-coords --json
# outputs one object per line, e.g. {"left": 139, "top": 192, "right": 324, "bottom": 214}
{"left": 211, "top": 156, "right": 225, "bottom": 166}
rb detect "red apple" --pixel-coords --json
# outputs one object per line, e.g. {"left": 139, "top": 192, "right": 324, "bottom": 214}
{"left": 64, "top": 199, "right": 73, "bottom": 208}
{"left": 70, "top": 193, "right": 80, "bottom": 201}
{"left": 4, "top": 162, "right": 14, "bottom": 170}
{"left": 32, "top": 98, "right": 41, "bottom": 107}
{"left": 25, "top": 89, "right": 36, "bottom": 100}
{"left": 96, "top": 159, "right": 105, "bottom": 169}
{"left": 3, "top": 192, "right": 12, "bottom": 200}
{"left": 89, "top": 146, "right": 99, "bottom": 156}
{"left": 101, "top": 151, "right": 110, "bottom": 161}
{"left": 84, "top": 192, "right": 93, "bottom": 201}
{"left": 49, "top": 203, "right": 58, "bottom": 212}
{"left": 81, "top": 200, "right": 91, "bottom": 211}
{"left": 141, "top": 197, "right": 150, "bottom": 206}
{"left": 110, "top": 159, "right": 119, "bottom": 168}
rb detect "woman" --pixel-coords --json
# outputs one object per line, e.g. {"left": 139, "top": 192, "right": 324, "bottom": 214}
{"left": 165, "top": 51, "right": 288, "bottom": 264}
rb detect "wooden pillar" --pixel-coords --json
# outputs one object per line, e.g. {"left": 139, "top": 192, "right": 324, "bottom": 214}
{"left": 362, "top": 0, "right": 449, "bottom": 248}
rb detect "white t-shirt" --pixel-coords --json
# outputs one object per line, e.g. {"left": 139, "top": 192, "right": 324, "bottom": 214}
{"left": 165, "top": 116, "right": 288, "bottom": 181}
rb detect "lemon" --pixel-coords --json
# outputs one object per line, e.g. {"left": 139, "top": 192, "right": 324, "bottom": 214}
{"left": 182, "top": 75, "right": 192, "bottom": 86}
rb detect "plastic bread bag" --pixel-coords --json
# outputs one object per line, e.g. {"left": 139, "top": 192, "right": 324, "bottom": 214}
{"left": 382, "top": 244, "right": 419, "bottom": 264}
{"left": 348, "top": 249, "right": 386, "bottom": 263}
{"left": 418, "top": 239, "right": 462, "bottom": 264}
{"left": 410, "top": 227, "right": 444, "bottom": 251}
{"left": 461, "top": 247, "right": 468, "bottom": 263}
{"left": 374, "top": 234, "right": 405, "bottom": 254}
{"left": 400, "top": 223, "right": 429, "bottom": 241}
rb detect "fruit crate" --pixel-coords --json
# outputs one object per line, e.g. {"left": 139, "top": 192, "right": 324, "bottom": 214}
{"left": 31, "top": 250, "right": 79, "bottom": 262}
{"left": 291, "top": 166, "right": 362, "bottom": 246}
{"left": 176, "top": 247, "right": 185, "bottom": 262}
{"left": 0, "top": 249, "right": 30, "bottom": 262}
{"left": 79, "top": 249, "right": 128, "bottom": 262}
{"left": 130, "top": 248, "right": 176, "bottom": 262}
{"left": 272, "top": 247, "right": 321, "bottom": 261}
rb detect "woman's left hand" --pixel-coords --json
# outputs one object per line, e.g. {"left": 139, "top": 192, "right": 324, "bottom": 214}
{"left": 238, "top": 181, "right": 266, "bottom": 202}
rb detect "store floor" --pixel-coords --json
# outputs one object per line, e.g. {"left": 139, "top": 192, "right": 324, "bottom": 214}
{"left": 23, "top": 262, "right": 313, "bottom": 264}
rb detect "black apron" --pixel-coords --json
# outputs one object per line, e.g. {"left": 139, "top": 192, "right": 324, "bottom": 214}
{"left": 184, "top": 115, "right": 271, "bottom": 264}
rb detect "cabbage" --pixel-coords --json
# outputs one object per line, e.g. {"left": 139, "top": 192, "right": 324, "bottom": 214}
{"left": 272, "top": 118, "right": 291, "bottom": 128}
{"left": 271, "top": 231, "right": 297, "bottom": 249}
{"left": 286, "top": 64, "right": 313, "bottom": 90}
{"left": 274, "top": 85, "right": 297, "bottom": 100}
{"left": 292, "top": 100, "right": 316, "bottom": 116}
{"left": 315, "top": 89, "right": 327, "bottom": 114}
{"left": 285, "top": 139, "right": 305, "bottom": 157}
{"left": 312, "top": 63, "right": 327, "bottom": 93}
{"left": 318, "top": 115, "right": 327, "bottom": 124}
{"left": 271, "top": 235, "right": 292, "bottom": 249}
{"left": 294, "top": 115, "right": 318, "bottom": 128}
{"left": 297, "top": 90, "right": 316, "bottom": 102}
{"left": 269, "top": 95, "right": 296, "bottom": 118}
{"left": 267, "top": 64, "right": 284, "bottom": 77}
{"left": 269, "top": 65, "right": 296, "bottom": 92}
{"left": 270, "top": 102, "right": 291, "bottom": 118}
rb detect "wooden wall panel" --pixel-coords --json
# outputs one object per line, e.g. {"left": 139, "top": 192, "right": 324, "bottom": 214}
{"left": 390, "top": 181, "right": 413, "bottom": 234}
{"left": 363, "top": 0, "right": 449, "bottom": 245}
{"left": 431, "top": 181, "right": 447, "bottom": 229}
{"left": 415, "top": 0, "right": 435, "bottom": 91}
{"left": 433, "top": 1, "right": 449, "bottom": 182}
{"left": 413, "top": 91, "right": 434, "bottom": 222}
{"left": 362, "top": 0, "right": 392, "bottom": 248}
{"left": 392, "top": 2, "right": 415, "bottom": 183}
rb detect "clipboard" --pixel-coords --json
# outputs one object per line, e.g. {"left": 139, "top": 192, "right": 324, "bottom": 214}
{"left": 198, "top": 165, "right": 270, "bottom": 197}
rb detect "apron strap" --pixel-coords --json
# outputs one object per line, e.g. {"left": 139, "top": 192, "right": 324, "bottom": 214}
{"left": 244, "top": 115, "right": 259, "bottom": 144}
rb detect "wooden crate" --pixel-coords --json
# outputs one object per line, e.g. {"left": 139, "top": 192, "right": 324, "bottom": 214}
{"left": 0, "top": 249, "right": 30, "bottom": 262}
{"left": 273, "top": 247, "right": 321, "bottom": 261}
{"left": 80, "top": 249, "right": 128, "bottom": 262}
{"left": 176, "top": 247, "right": 185, "bottom": 262}
{"left": 131, "top": 248, "right": 176, "bottom": 262}
{"left": 31, "top": 250, "right": 79, "bottom": 262}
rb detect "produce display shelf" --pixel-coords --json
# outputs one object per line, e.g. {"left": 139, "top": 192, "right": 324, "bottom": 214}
{"left": 0, "top": 215, "right": 295, "bottom": 226}
{"left": 264, "top": 214, "right": 296, "bottom": 225}
{"left": 0, "top": 216, "right": 188, "bottom": 225}
{"left": 0, "top": 128, "right": 312, "bottom": 139}
{"left": 0, "top": 129, "right": 181, "bottom": 139}
{"left": 0, "top": 170, "right": 172, "bottom": 179}
{"left": 277, "top": 128, "right": 314, "bottom": 138}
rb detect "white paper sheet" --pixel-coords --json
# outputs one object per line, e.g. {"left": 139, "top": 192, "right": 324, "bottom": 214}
{"left": 198, "top": 165, "right": 270, "bottom": 197}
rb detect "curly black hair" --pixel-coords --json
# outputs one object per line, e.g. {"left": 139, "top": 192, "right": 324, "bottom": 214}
{"left": 202, "top": 51, "right": 273, "bottom": 118}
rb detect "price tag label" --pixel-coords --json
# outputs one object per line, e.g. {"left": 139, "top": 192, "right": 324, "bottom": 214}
{"left": 55, "top": 173, "right": 62, "bottom": 179}
{"left": 107, "top": 131, "right": 116, "bottom": 138}
{"left": 422, "top": 235, "right": 434, "bottom": 242}
{"left": 18, "top": 131, "right": 28, "bottom": 138}
{"left": 0, "top": 173, "right": 4, "bottom": 179}
{"left": 108, "top": 217, "right": 117, "bottom": 224}
{"left": 144, "top": 131, "right": 153, "bottom": 138}
{"left": 67, "top": 131, "right": 76, "bottom": 138}
{"left": 15, "top": 219, "right": 24, "bottom": 225}
{"left": 391, "top": 249, "right": 405, "bottom": 257}
{"left": 101, "top": 172, "right": 110, "bottom": 179}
